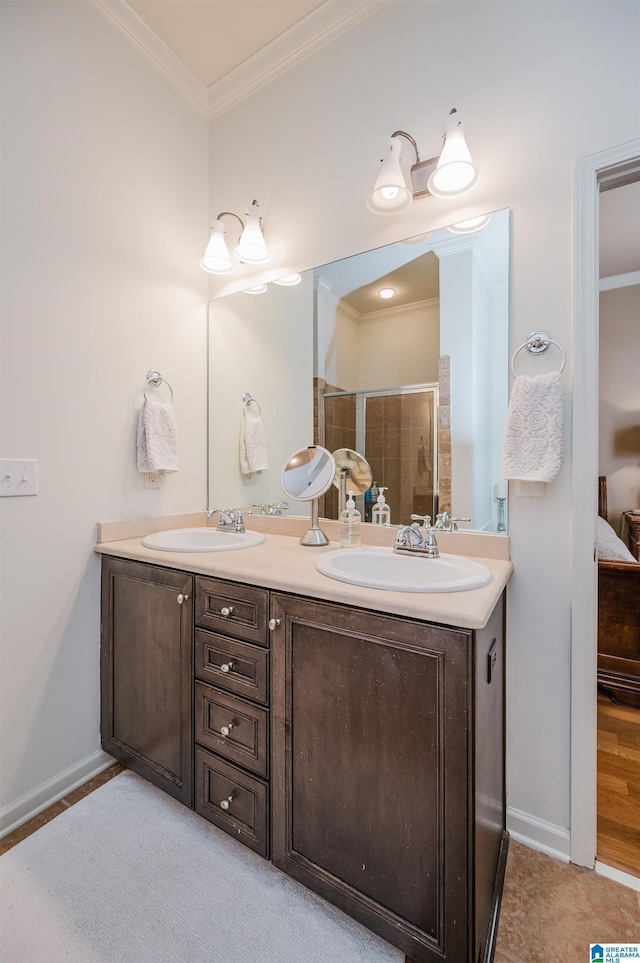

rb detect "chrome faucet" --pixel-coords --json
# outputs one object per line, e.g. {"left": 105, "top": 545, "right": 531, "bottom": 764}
{"left": 253, "top": 501, "right": 289, "bottom": 516}
{"left": 394, "top": 514, "right": 440, "bottom": 558}
{"left": 435, "top": 512, "right": 471, "bottom": 532}
{"left": 206, "top": 508, "right": 245, "bottom": 533}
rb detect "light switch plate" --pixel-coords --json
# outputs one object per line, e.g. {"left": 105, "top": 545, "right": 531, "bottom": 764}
{"left": 514, "top": 480, "right": 545, "bottom": 497}
{"left": 1, "top": 459, "right": 38, "bottom": 496}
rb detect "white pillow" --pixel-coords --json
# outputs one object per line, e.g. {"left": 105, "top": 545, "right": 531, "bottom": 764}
{"left": 596, "top": 515, "right": 636, "bottom": 562}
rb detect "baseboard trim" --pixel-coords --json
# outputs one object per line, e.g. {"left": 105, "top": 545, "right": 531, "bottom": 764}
{"left": 506, "top": 806, "right": 571, "bottom": 862}
{"left": 595, "top": 861, "right": 640, "bottom": 892}
{"left": 0, "top": 749, "right": 115, "bottom": 838}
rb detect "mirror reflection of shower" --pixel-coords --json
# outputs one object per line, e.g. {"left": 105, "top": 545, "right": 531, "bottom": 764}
{"left": 317, "top": 384, "right": 439, "bottom": 525}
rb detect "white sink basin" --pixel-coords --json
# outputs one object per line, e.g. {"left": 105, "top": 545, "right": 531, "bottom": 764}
{"left": 141, "top": 528, "right": 265, "bottom": 553}
{"left": 316, "top": 546, "right": 491, "bottom": 593}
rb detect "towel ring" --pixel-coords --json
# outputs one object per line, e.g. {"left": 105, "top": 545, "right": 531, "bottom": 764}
{"left": 242, "top": 392, "right": 262, "bottom": 415}
{"left": 144, "top": 369, "right": 174, "bottom": 403}
{"left": 511, "top": 331, "right": 566, "bottom": 376}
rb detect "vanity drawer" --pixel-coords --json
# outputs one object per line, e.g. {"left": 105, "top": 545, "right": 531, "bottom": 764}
{"left": 195, "top": 682, "right": 269, "bottom": 778}
{"left": 195, "top": 577, "right": 268, "bottom": 646}
{"left": 195, "top": 746, "right": 269, "bottom": 858}
{"left": 195, "top": 629, "right": 269, "bottom": 706}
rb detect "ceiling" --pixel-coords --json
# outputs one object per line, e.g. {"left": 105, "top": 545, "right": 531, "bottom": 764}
{"left": 101, "top": 0, "right": 386, "bottom": 118}
{"left": 127, "top": 0, "right": 326, "bottom": 88}
{"left": 102, "top": 1, "right": 638, "bottom": 281}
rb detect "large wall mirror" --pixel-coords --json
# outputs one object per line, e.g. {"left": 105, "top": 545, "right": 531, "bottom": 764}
{"left": 208, "top": 208, "right": 510, "bottom": 534}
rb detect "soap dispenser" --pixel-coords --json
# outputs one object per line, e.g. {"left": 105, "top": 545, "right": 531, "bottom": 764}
{"left": 340, "top": 490, "right": 362, "bottom": 548}
{"left": 372, "top": 486, "right": 391, "bottom": 525}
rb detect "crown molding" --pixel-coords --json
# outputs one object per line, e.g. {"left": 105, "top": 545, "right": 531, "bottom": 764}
{"left": 93, "top": 0, "right": 210, "bottom": 117}
{"left": 93, "top": 0, "right": 388, "bottom": 123}
{"left": 206, "top": 0, "right": 388, "bottom": 121}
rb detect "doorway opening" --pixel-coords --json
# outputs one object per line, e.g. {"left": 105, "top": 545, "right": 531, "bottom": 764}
{"left": 570, "top": 139, "right": 640, "bottom": 879}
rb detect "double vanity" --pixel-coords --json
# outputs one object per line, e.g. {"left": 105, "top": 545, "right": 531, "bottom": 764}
{"left": 96, "top": 511, "right": 512, "bottom": 963}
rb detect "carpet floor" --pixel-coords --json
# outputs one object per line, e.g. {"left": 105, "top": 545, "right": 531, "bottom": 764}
{"left": 0, "top": 770, "right": 404, "bottom": 963}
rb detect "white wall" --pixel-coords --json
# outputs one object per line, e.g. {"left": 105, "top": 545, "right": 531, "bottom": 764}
{"left": 0, "top": 2, "right": 209, "bottom": 830}
{"left": 357, "top": 300, "right": 440, "bottom": 390}
{"left": 205, "top": 1, "right": 640, "bottom": 855}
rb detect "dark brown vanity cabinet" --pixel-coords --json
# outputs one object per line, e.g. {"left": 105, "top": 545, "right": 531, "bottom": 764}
{"left": 100, "top": 557, "right": 194, "bottom": 806}
{"left": 193, "top": 576, "right": 271, "bottom": 857}
{"left": 101, "top": 557, "right": 506, "bottom": 962}
{"left": 270, "top": 592, "right": 506, "bottom": 963}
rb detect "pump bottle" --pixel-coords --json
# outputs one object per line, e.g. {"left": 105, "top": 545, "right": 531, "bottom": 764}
{"left": 340, "top": 490, "right": 362, "bottom": 548}
{"left": 372, "top": 486, "right": 391, "bottom": 525}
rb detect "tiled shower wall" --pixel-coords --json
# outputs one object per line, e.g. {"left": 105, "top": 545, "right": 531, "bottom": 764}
{"left": 314, "top": 375, "right": 450, "bottom": 525}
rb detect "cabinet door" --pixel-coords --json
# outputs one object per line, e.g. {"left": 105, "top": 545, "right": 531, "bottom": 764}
{"left": 101, "top": 557, "right": 193, "bottom": 806}
{"left": 271, "top": 594, "right": 471, "bottom": 963}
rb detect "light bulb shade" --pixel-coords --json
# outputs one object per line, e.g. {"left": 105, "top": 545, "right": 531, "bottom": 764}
{"left": 367, "top": 137, "right": 413, "bottom": 214}
{"left": 199, "top": 221, "right": 233, "bottom": 274}
{"left": 234, "top": 202, "right": 270, "bottom": 264}
{"left": 427, "top": 111, "right": 478, "bottom": 198}
{"left": 273, "top": 273, "right": 302, "bottom": 286}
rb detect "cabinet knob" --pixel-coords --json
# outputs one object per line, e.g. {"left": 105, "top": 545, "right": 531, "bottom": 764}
{"left": 220, "top": 661, "right": 236, "bottom": 674}
{"left": 219, "top": 794, "right": 234, "bottom": 811}
{"left": 220, "top": 723, "right": 235, "bottom": 737}
{"left": 220, "top": 606, "right": 234, "bottom": 617}
{"left": 268, "top": 618, "right": 281, "bottom": 631}
{"left": 176, "top": 593, "right": 190, "bottom": 605}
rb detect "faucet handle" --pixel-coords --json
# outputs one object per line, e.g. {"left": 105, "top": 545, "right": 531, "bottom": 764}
{"left": 449, "top": 516, "right": 471, "bottom": 531}
{"left": 435, "top": 512, "right": 449, "bottom": 529}
{"left": 410, "top": 514, "right": 431, "bottom": 527}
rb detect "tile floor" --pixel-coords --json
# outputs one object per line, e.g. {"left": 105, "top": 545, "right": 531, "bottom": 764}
{"left": 2, "top": 765, "right": 639, "bottom": 961}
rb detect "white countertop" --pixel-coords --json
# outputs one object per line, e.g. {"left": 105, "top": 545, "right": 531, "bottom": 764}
{"left": 95, "top": 513, "right": 512, "bottom": 630}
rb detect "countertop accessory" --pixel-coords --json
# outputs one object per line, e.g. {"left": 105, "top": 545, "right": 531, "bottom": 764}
{"left": 281, "top": 446, "right": 336, "bottom": 546}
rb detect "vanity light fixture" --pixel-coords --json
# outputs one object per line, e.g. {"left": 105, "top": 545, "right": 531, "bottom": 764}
{"left": 200, "top": 200, "right": 270, "bottom": 275}
{"left": 367, "top": 108, "right": 478, "bottom": 214}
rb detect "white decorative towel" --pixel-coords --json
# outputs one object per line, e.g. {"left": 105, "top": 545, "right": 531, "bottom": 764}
{"left": 240, "top": 408, "right": 268, "bottom": 478}
{"left": 137, "top": 399, "right": 179, "bottom": 473}
{"left": 502, "top": 370, "right": 563, "bottom": 483}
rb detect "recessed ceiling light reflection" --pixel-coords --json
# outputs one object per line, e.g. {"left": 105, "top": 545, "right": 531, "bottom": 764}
{"left": 378, "top": 287, "right": 396, "bottom": 300}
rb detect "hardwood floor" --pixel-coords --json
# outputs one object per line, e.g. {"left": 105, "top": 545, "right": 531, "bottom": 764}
{"left": 597, "top": 694, "right": 640, "bottom": 877}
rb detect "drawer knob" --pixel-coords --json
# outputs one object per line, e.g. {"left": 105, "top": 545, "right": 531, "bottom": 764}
{"left": 220, "top": 606, "right": 234, "bottom": 617}
{"left": 176, "top": 593, "right": 190, "bottom": 605}
{"left": 220, "top": 661, "right": 236, "bottom": 674}
{"left": 219, "top": 794, "right": 234, "bottom": 811}
{"left": 268, "top": 618, "right": 281, "bottom": 631}
{"left": 220, "top": 723, "right": 235, "bottom": 737}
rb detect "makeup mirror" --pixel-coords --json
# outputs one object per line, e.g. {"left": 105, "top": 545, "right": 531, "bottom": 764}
{"left": 281, "top": 446, "right": 336, "bottom": 545}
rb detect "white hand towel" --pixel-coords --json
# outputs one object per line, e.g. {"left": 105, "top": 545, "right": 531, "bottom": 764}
{"left": 502, "top": 370, "right": 563, "bottom": 483}
{"left": 240, "top": 408, "right": 268, "bottom": 478}
{"left": 137, "top": 399, "right": 179, "bottom": 473}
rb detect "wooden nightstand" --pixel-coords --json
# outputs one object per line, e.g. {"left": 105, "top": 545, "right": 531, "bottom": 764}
{"left": 625, "top": 511, "right": 640, "bottom": 561}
